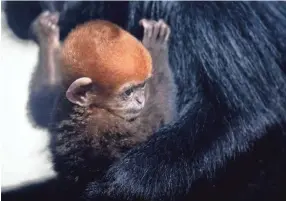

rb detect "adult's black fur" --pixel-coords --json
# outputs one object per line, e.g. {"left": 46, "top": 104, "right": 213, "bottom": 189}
{"left": 2, "top": 1, "right": 286, "bottom": 201}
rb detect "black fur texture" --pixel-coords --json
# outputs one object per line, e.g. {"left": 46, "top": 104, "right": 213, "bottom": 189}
{"left": 2, "top": 1, "right": 286, "bottom": 201}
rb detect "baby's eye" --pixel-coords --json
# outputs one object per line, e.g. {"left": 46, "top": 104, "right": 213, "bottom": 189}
{"left": 124, "top": 88, "right": 134, "bottom": 97}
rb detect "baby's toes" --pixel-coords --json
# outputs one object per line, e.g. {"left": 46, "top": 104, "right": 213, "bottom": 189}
{"left": 140, "top": 19, "right": 156, "bottom": 47}
{"left": 158, "top": 20, "right": 170, "bottom": 43}
{"left": 42, "top": 18, "right": 59, "bottom": 36}
{"left": 48, "top": 12, "right": 60, "bottom": 25}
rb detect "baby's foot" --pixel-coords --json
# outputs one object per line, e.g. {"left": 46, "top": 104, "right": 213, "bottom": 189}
{"left": 140, "top": 19, "right": 170, "bottom": 51}
{"left": 31, "top": 11, "right": 60, "bottom": 45}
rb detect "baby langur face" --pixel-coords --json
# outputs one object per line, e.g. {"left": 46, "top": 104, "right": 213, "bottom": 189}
{"left": 65, "top": 77, "right": 148, "bottom": 121}
{"left": 105, "top": 81, "right": 148, "bottom": 121}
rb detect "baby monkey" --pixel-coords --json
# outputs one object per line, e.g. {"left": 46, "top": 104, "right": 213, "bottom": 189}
{"left": 29, "top": 11, "right": 177, "bottom": 182}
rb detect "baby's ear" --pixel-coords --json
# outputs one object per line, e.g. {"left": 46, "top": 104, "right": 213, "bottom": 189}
{"left": 66, "top": 77, "right": 93, "bottom": 106}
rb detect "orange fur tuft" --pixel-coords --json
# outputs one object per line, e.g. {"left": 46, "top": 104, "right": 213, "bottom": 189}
{"left": 60, "top": 20, "right": 152, "bottom": 92}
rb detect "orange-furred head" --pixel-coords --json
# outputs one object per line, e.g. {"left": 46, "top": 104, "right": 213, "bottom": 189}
{"left": 60, "top": 20, "right": 152, "bottom": 92}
